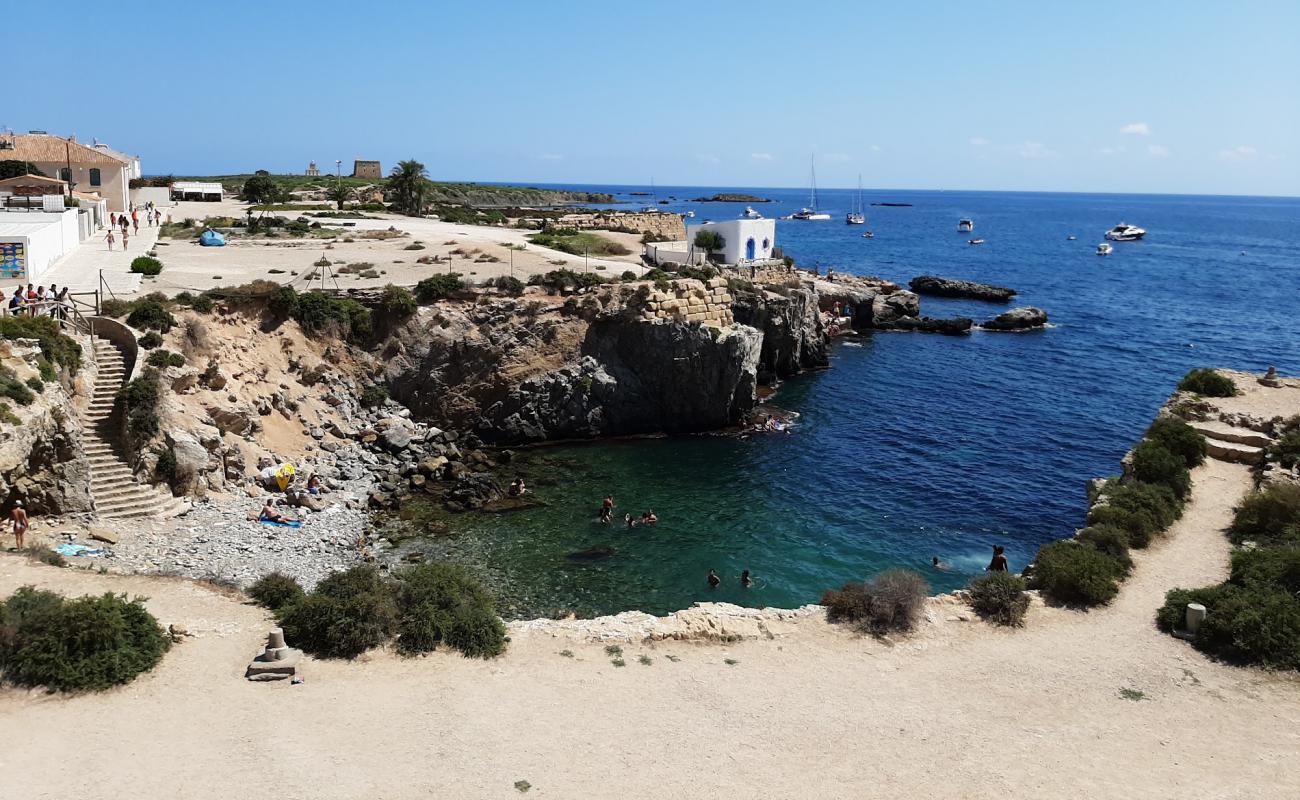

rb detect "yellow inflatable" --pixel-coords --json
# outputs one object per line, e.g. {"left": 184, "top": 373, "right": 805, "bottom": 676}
{"left": 274, "top": 463, "right": 296, "bottom": 491}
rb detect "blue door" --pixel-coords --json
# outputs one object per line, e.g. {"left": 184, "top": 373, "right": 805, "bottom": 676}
{"left": 745, "top": 237, "right": 756, "bottom": 260}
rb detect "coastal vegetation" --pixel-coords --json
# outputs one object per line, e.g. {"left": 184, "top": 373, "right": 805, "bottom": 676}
{"left": 527, "top": 269, "right": 603, "bottom": 292}
{"left": 822, "top": 568, "right": 929, "bottom": 636}
{"left": 415, "top": 273, "right": 466, "bottom": 303}
{"left": 129, "top": 256, "right": 163, "bottom": 276}
{"left": 527, "top": 228, "right": 631, "bottom": 257}
{"left": 967, "top": 572, "right": 1030, "bottom": 626}
{"left": 1177, "top": 368, "right": 1238, "bottom": 397}
{"left": 248, "top": 572, "right": 306, "bottom": 613}
{"left": 0, "top": 159, "right": 46, "bottom": 179}
{"left": 0, "top": 315, "right": 82, "bottom": 375}
{"left": 114, "top": 371, "right": 163, "bottom": 460}
{"left": 1158, "top": 483, "right": 1300, "bottom": 669}
{"left": 273, "top": 563, "right": 505, "bottom": 660}
{"left": 388, "top": 159, "right": 430, "bottom": 216}
{"left": 692, "top": 230, "right": 725, "bottom": 262}
{"left": 0, "top": 586, "right": 170, "bottom": 693}
{"left": 124, "top": 296, "right": 178, "bottom": 333}
{"left": 1270, "top": 417, "right": 1300, "bottom": 469}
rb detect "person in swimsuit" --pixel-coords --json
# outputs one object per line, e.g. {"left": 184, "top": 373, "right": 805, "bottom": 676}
{"left": 932, "top": 556, "right": 951, "bottom": 572}
{"left": 600, "top": 495, "right": 614, "bottom": 523}
{"left": 987, "top": 545, "right": 1009, "bottom": 572}
{"left": 11, "top": 501, "right": 29, "bottom": 550}
{"left": 740, "top": 570, "right": 753, "bottom": 588}
{"left": 707, "top": 569, "right": 721, "bottom": 588}
{"left": 624, "top": 513, "right": 636, "bottom": 529}
{"left": 259, "top": 500, "right": 288, "bottom": 524}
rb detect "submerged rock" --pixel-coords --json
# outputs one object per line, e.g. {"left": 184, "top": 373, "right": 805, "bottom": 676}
{"left": 566, "top": 545, "right": 616, "bottom": 562}
{"left": 980, "top": 306, "right": 1049, "bottom": 331}
{"left": 909, "top": 276, "right": 1017, "bottom": 302}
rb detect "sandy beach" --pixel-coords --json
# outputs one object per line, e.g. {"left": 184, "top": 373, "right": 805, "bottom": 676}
{"left": 3, "top": 453, "right": 1298, "bottom": 799}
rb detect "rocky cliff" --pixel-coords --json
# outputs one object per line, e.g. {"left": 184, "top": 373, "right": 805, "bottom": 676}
{"left": 730, "top": 282, "right": 829, "bottom": 382}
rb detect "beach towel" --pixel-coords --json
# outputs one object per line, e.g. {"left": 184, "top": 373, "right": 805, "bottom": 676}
{"left": 259, "top": 518, "right": 302, "bottom": 528}
{"left": 54, "top": 543, "right": 104, "bottom": 557}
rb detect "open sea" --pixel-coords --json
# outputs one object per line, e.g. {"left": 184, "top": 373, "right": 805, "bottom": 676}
{"left": 400, "top": 185, "right": 1300, "bottom": 619}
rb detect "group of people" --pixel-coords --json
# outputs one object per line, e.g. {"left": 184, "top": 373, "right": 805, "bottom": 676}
{"left": 2, "top": 284, "right": 70, "bottom": 318}
{"left": 623, "top": 510, "right": 657, "bottom": 529}
{"left": 105, "top": 204, "right": 166, "bottom": 251}
{"left": 707, "top": 568, "right": 754, "bottom": 589}
{"left": 930, "top": 545, "right": 1010, "bottom": 573}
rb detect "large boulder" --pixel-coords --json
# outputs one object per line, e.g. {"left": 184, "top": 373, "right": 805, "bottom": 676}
{"left": 207, "top": 406, "right": 259, "bottom": 436}
{"left": 909, "top": 276, "right": 1017, "bottom": 302}
{"left": 867, "top": 291, "right": 921, "bottom": 328}
{"left": 894, "top": 316, "right": 973, "bottom": 335}
{"left": 980, "top": 306, "right": 1049, "bottom": 331}
{"left": 165, "top": 429, "right": 214, "bottom": 493}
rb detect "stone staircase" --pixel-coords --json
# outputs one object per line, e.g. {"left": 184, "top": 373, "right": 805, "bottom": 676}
{"left": 83, "top": 337, "right": 188, "bottom": 520}
{"left": 1189, "top": 420, "right": 1272, "bottom": 465}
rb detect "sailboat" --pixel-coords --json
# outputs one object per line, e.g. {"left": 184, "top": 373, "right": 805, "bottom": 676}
{"left": 790, "top": 156, "right": 832, "bottom": 220}
{"left": 846, "top": 175, "right": 866, "bottom": 225}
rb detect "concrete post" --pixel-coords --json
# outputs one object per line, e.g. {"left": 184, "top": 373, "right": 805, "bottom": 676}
{"left": 1185, "top": 603, "right": 1207, "bottom": 636}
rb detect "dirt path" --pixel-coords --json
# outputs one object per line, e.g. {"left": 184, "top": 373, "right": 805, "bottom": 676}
{"left": 3, "top": 459, "right": 1298, "bottom": 799}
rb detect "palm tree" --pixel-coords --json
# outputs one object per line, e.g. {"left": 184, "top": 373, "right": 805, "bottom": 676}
{"left": 387, "top": 159, "right": 429, "bottom": 216}
{"left": 325, "top": 182, "right": 354, "bottom": 211}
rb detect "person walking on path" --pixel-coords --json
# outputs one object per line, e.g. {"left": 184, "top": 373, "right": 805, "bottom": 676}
{"left": 131, "top": 210, "right": 139, "bottom": 234}
{"left": 10, "top": 501, "right": 29, "bottom": 551}
{"left": 56, "top": 286, "right": 69, "bottom": 320}
{"left": 121, "top": 228, "right": 129, "bottom": 250}
{"left": 119, "top": 216, "right": 129, "bottom": 234}
{"left": 105, "top": 229, "right": 115, "bottom": 250}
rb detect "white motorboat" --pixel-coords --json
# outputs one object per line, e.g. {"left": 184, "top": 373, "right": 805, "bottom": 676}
{"left": 1104, "top": 222, "right": 1146, "bottom": 241}
{"left": 685, "top": 210, "right": 695, "bottom": 218}
{"left": 1067, "top": 235, "right": 1077, "bottom": 241}
{"left": 791, "top": 156, "right": 831, "bottom": 220}
{"left": 846, "top": 175, "right": 866, "bottom": 224}
{"left": 1097, "top": 243, "right": 1113, "bottom": 256}
{"left": 741, "top": 206, "right": 762, "bottom": 219}
{"left": 958, "top": 218, "right": 974, "bottom": 232}
{"left": 967, "top": 238, "right": 985, "bottom": 245}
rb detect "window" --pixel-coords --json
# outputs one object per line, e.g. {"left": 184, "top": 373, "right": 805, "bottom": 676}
{"left": 59, "top": 167, "right": 71, "bottom": 182}
{"left": 89, "top": 168, "right": 101, "bottom": 187}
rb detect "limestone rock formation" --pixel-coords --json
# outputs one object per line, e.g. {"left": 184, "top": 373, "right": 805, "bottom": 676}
{"left": 909, "top": 275, "right": 1017, "bottom": 302}
{"left": 894, "top": 316, "right": 973, "bottom": 335}
{"left": 0, "top": 380, "right": 92, "bottom": 514}
{"left": 730, "top": 282, "right": 829, "bottom": 382}
{"left": 980, "top": 306, "right": 1049, "bottom": 331}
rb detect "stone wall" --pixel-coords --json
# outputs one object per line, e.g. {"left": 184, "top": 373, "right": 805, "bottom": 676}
{"left": 550, "top": 212, "right": 685, "bottom": 240}
{"left": 352, "top": 160, "right": 381, "bottom": 179}
{"left": 637, "top": 278, "right": 734, "bottom": 328}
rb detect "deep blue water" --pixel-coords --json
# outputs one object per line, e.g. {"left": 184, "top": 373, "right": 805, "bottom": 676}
{"left": 408, "top": 186, "right": 1300, "bottom": 618}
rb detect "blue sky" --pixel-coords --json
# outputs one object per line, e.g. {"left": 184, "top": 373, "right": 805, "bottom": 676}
{"left": 10, "top": 1, "right": 1298, "bottom": 195}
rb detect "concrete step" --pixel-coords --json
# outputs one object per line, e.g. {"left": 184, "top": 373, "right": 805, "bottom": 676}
{"left": 1189, "top": 421, "right": 1275, "bottom": 450}
{"left": 1204, "top": 439, "right": 1265, "bottom": 465}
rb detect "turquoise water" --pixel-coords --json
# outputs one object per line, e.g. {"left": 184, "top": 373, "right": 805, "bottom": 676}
{"left": 398, "top": 188, "right": 1300, "bottom": 619}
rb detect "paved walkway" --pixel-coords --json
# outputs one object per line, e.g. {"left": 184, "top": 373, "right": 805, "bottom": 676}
{"left": 40, "top": 211, "right": 163, "bottom": 296}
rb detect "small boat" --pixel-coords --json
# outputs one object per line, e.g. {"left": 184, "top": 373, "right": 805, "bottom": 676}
{"left": 741, "top": 206, "right": 762, "bottom": 219}
{"left": 958, "top": 218, "right": 974, "bottom": 232}
{"left": 641, "top": 206, "right": 659, "bottom": 213}
{"left": 1097, "top": 243, "right": 1113, "bottom": 256}
{"left": 1104, "top": 222, "right": 1146, "bottom": 241}
{"left": 862, "top": 231, "right": 874, "bottom": 239}
{"left": 791, "top": 156, "right": 832, "bottom": 220}
{"left": 685, "top": 210, "right": 695, "bottom": 218}
{"left": 846, "top": 175, "right": 866, "bottom": 225}
{"left": 967, "top": 238, "right": 985, "bottom": 245}
{"left": 1067, "top": 235, "right": 1077, "bottom": 241}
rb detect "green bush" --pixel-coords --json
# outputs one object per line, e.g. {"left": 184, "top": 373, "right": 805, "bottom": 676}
{"left": 492, "top": 275, "right": 525, "bottom": 295}
{"left": 621, "top": 270, "right": 638, "bottom": 281}
{"left": 394, "top": 562, "right": 506, "bottom": 658}
{"left": 0, "top": 402, "right": 18, "bottom": 424}
{"left": 1230, "top": 484, "right": 1300, "bottom": 546}
{"left": 1030, "top": 540, "right": 1126, "bottom": 607}
{"left": 822, "top": 568, "right": 929, "bottom": 635}
{"left": 0, "top": 587, "right": 169, "bottom": 692}
{"left": 35, "top": 357, "right": 56, "bottom": 383}
{"left": 1229, "top": 545, "right": 1300, "bottom": 595}
{"left": 25, "top": 544, "right": 66, "bottom": 568}
{"left": 1270, "top": 426, "right": 1300, "bottom": 470}
{"left": 1146, "top": 417, "right": 1207, "bottom": 468}
{"left": 137, "top": 331, "right": 163, "bottom": 349}
{"left": 1074, "top": 524, "right": 1134, "bottom": 573}
{"left": 1156, "top": 586, "right": 1224, "bottom": 633}
{"left": 1183, "top": 584, "right": 1300, "bottom": 669}
{"left": 278, "top": 566, "right": 398, "bottom": 659}
{"left": 191, "top": 294, "right": 215, "bottom": 313}
{"left": 360, "top": 383, "right": 388, "bottom": 408}
{"left": 145, "top": 349, "right": 185, "bottom": 368}
{"left": 378, "top": 284, "right": 417, "bottom": 319}
{"left": 129, "top": 256, "right": 163, "bottom": 276}
{"left": 1088, "top": 481, "right": 1182, "bottom": 548}
{"left": 1177, "top": 368, "right": 1237, "bottom": 397}
{"left": 291, "top": 292, "right": 372, "bottom": 340}
{"left": 24, "top": 376, "right": 43, "bottom": 393}
{"left": 267, "top": 285, "right": 299, "bottom": 319}
{"left": 677, "top": 266, "right": 718, "bottom": 282}
{"left": 115, "top": 372, "right": 162, "bottom": 458}
{"left": 967, "top": 572, "right": 1030, "bottom": 627}
{"left": 100, "top": 298, "right": 135, "bottom": 318}
{"left": 0, "top": 366, "right": 35, "bottom": 406}
{"left": 248, "top": 572, "right": 306, "bottom": 612}
{"left": 414, "top": 273, "right": 465, "bottom": 303}
{"left": 1129, "top": 440, "right": 1191, "bottom": 498}
{"left": 0, "top": 315, "right": 82, "bottom": 374}
{"left": 126, "top": 300, "right": 176, "bottom": 333}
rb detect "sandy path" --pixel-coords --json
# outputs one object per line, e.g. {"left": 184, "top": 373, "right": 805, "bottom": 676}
{"left": 3, "top": 458, "right": 1298, "bottom": 799}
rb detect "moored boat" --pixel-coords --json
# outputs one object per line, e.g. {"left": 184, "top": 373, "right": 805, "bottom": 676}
{"left": 1097, "top": 243, "right": 1113, "bottom": 256}
{"left": 1104, "top": 222, "right": 1146, "bottom": 241}
{"left": 958, "top": 218, "right": 974, "bottom": 232}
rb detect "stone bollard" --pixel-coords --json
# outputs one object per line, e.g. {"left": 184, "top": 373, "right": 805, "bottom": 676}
{"left": 1185, "top": 603, "right": 1207, "bottom": 636}
{"left": 246, "top": 627, "right": 302, "bottom": 682}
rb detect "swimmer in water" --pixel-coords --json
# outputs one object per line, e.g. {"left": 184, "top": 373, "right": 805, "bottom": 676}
{"left": 707, "top": 569, "right": 721, "bottom": 588}
{"left": 740, "top": 569, "right": 753, "bottom": 588}
{"left": 624, "top": 513, "right": 636, "bottom": 529}
{"left": 932, "top": 556, "right": 951, "bottom": 572}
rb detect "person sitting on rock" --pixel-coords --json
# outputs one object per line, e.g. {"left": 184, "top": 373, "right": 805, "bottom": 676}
{"left": 306, "top": 475, "right": 324, "bottom": 496}
{"left": 259, "top": 500, "right": 291, "bottom": 524}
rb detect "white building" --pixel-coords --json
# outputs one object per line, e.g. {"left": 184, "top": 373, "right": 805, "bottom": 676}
{"left": 0, "top": 210, "right": 83, "bottom": 283}
{"left": 684, "top": 218, "right": 777, "bottom": 265}
{"left": 169, "top": 181, "right": 223, "bottom": 201}
{"left": 0, "top": 132, "right": 138, "bottom": 213}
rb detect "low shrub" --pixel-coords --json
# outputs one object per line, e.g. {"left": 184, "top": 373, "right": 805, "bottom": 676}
{"left": 0, "top": 366, "right": 35, "bottom": 406}
{"left": 1177, "top": 368, "right": 1237, "bottom": 397}
{"left": 378, "top": 284, "right": 417, "bottom": 320}
{"left": 99, "top": 298, "right": 135, "bottom": 317}
{"left": 137, "top": 331, "right": 163, "bottom": 349}
{"left": 190, "top": 294, "right": 215, "bottom": 313}
{"left": 822, "top": 568, "right": 929, "bottom": 636}
{"left": 967, "top": 572, "right": 1030, "bottom": 626}
{"left": 1229, "top": 484, "right": 1300, "bottom": 546}
{"left": 621, "top": 270, "right": 638, "bottom": 281}
{"left": 115, "top": 372, "right": 162, "bottom": 458}
{"left": 1129, "top": 440, "right": 1191, "bottom": 498}
{"left": 1156, "top": 585, "right": 1225, "bottom": 633}
{"left": 25, "top": 544, "right": 66, "bottom": 568}
{"left": 248, "top": 572, "right": 305, "bottom": 612}
{"left": 267, "top": 285, "right": 299, "bottom": 320}
{"left": 278, "top": 566, "right": 398, "bottom": 659}
{"left": 360, "top": 383, "right": 388, "bottom": 408}
{"left": 126, "top": 300, "right": 176, "bottom": 333}
{"left": 1074, "top": 524, "right": 1134, "bottom": 573}
{"left": 24, "top": 376, "right": 43, "bottom": 393}
{"left": 1146, "top": 416, "right": 1207, "bottom": 468}
{"left": 1270, "top": 424, "right": 1300, "bottom": 470}
{"left": 145, "top": 349, "right": 186, "bottom": 368}
{"left": 129, "top": 256, "right": 163, "bottom": 276}
{"left": 36, "top": 357, "right": 56, "bottom": 383}
{"left": 0, "top": 402, "right": 18, "bottom": 424}
{"left": 414, "top": 273, "right": 465, "bottom": 303}
{"left": 394, "top": 562, "right": 506, "bottom": 658}
{"left": 492, "top": 275, "right": 525, "bottom": 295}
{"left": 1229, "top": 545, "right": 1300, "bottom": 595}
{"left": 1177, "top": 584, "right": 1300, "bottom": 670}
{"left": 0, "top": 315, "right": 82, "bottom": 373}
{"left": 0, "top": 586, "right": 169, "bottom": 692}
{"left": 1030, "top": 540, "right": 1125, "bottom": 607}
{"left": 1088, "top": 481, "right": 1182, "bottom": 548}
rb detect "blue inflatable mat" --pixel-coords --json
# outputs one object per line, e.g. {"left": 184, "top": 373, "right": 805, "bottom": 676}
{"left": 259, "top": 518, "right": 302, "bottom": 528}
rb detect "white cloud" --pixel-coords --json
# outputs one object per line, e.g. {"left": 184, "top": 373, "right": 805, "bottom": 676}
{"left": 1120, "top": 122, "right": 1151, "bottom": 136}
{"left": 1147, "top": 144, "right": 1171, "bottom": 157}
{"left": 750, "top": 152, "right": 773, "bottom": 161}
{"left": 1017, "top": 141, "right": 1059, "bottom": 160}
{"left": 1218, "top": 145, "right": 1258, "bottom": 161}
{"left": 538, "top": 153, "right": 563, "bottom": 161}
{"left": 968, "top": 137, "right": 989, "bottom": 146}
{"left": 695, "top": 153, "right": 721, "bottom": 165}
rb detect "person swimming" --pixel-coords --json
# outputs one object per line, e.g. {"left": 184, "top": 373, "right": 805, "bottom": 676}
{"left": 624, "top": 513, "right": 637, "bottom": 529}
{"left": 707, "top": 569, "right": 721, "bottom": 588}
{"left": 740, "top": 570, "right": 753, "bottom": 588}
{"left": 932, "top": 556, "right": 951, "bottom": 572}
{"left": 600, "top": 495, "right": 614, "bottom": 523}
{"left": 642, "top": 510, "right": 658, "bottom": 525}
